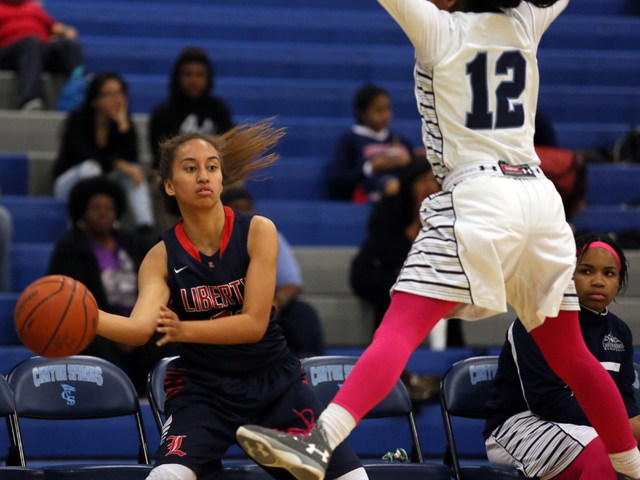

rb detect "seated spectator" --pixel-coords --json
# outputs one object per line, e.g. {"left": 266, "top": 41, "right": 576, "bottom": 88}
{"left": 484, "top": 233, "right": 640, "bottom": 479}
{"left": 221, "top": 187, "right": 326, "bottom": 358}
{"left": 350, "top": 157, "right": 463, "bottom": 345}
{"left": 52, "top": 72, "right": 156, "bottom": 232}
{"left": 149, "top": 46, "right": 234, "bottom": 170}
{"left": 0, "top": 0, "right": 83, "bottom": 110}
{"left": 327, "top": 83, "right": 416, "bottom": 203}
{"left": 0, "top": 201, "right": 12, "bottom": 292}
{"left": 47, "top": 177, "right": 177, "bottom": 394}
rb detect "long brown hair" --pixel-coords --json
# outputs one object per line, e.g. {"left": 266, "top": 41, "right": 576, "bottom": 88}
{"left": 157, "top": 118, "right": 285, "bottom": 217}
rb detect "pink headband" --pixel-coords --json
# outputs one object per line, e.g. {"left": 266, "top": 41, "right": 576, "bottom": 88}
{"left": 580, "top": 241, "right": 621, "bottom": 270}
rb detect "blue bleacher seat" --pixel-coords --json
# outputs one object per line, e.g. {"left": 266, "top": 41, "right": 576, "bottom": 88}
{"left": 0, "top": 154, "right": 29, "bottom": 196}
{"left": 586, "top": 163, "right": 640, "bottom": 206}
{"left": 572, "top": 205, "right": 640, "bottom": 234}
{"left": 0, "top": 196, "right": 67, "bottom": 244}
{"left": 10, "top": 243, "right": 55, "bottom": 293}
{"left": 256, "top": 200, "right": 372, "bottom": 246}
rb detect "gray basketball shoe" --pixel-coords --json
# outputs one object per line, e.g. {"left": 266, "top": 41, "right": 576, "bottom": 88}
{"left": 236, "top": 424, "right": 332, "bottom": 480}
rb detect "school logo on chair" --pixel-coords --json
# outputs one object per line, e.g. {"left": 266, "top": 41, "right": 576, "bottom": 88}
{"left": 61, "top": 384, "right": 77, "bottom": 406}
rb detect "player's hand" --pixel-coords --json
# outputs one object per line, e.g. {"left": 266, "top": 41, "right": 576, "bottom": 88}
{"left": 156, "top": 305, "right": 183, "bottom": 346}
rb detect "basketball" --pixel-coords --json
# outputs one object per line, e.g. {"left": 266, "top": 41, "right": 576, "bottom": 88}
{"left": 14, "top": 275, "right": 98, "bottom": 358}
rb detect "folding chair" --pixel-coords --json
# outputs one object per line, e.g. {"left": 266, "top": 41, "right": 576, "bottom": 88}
{"left": 8, "top": 355, "right": 153, "bottom": 480}
{"left": 0, "top": 374, "right": 46, "bottom": 479}
{"left": 440, "top": 356, "right": 524, "bottom": 480}
{"left": 147, "top": 356, "right": 270, "bottom": 480}
{"left": 301, "top": 355, "right": 453, "bottom": 480}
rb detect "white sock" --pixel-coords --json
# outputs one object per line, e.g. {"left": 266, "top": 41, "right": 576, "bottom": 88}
{"left": 146, "top": 464, "right": 197, "bottom": 480}
{"left": 317, "top": 403, "right": 357, "bottom": 451}
{"left": 610, "top": 448, "right": 640, "bottom": 479}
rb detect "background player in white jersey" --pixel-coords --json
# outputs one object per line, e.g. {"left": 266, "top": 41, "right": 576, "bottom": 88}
{"left": 236, "top": 1, "right": 640, "bottom": 479}
{"left": 93, "top": 121, "right": 368, "bottom": 480}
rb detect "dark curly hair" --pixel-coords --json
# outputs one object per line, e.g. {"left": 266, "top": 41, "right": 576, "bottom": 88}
{"left": 68, "top": 177, "right": 127, "bottom": 225}
{"left": 575, "top": 233, "right": 629, "bottom": 295}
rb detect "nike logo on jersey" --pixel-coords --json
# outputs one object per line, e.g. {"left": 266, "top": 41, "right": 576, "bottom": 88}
{"left": 174, "top": 266, "right": 188, "bottom": 274}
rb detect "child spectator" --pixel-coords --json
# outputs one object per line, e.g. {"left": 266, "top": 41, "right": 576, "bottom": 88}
{"left": 327, "top": 83, "right": 415, "bottom": 202}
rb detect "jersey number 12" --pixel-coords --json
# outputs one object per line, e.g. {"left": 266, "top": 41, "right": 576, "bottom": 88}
{"left": 466, "top": 51, "right": 526, "bottom": 130}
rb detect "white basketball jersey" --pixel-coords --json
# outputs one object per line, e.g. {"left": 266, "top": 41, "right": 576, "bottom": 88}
{"left": 378, "top": 0, "right": 569, "bottom": 182}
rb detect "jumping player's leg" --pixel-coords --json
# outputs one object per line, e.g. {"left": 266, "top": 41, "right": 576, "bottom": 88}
{"left": 552, "top": 438, "right": 616, "bottom": 480}
{"left": 330, "top": 292, "right": 456, "bottom": 423}
{"left": 531, "top": 310, "right": 640, "bottom": 478}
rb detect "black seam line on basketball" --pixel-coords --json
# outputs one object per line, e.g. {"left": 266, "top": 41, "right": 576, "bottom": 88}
{"left": 19, "top": 277, "right": 66, "bottom": 338}
{"left": 42, "top": 278, "right": 78, "bottom": 356}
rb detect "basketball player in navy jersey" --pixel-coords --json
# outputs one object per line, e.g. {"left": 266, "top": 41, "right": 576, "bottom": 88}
{"left": 485, "top": 234, "right": 640, "bottom": 479}
{"left": 236, "top": 1, "right": 640, "bottom": 479}
{"left": 95, "top": 121, "right": 368, "bottom": 480}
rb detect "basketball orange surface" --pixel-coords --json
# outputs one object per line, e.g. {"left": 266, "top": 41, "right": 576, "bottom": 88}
{"left": 14, "top": 275, "right": 98, "bottom": 358}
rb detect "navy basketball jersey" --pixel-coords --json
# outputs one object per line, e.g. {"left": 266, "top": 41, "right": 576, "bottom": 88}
{"left": 162, "top": 206, "right": 289, "bottom": 374}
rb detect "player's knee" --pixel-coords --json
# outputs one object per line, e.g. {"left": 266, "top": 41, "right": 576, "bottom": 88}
{"left": 146, "top": 464, "right": 197, "bottom": 480}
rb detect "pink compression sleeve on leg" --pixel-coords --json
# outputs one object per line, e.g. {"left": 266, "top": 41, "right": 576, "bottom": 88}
{"left": 530, "top": 310, "right": 637, "bottom": 454}
{"left": 332, "top": 292, "right": 456, "bottom": 422}
{"left": 552, "top": 438, "right": 617, "bottom": 480}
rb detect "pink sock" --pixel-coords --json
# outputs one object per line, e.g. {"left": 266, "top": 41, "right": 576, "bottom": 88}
{"left": 531, "top": 311, "right": 637, "bottom": 454}
{"left": 332, "top": 292, "right": 456, "bottom": 422}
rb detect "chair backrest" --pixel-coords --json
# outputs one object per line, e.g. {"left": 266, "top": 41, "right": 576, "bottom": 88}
{"left": 146, "top": 355, "right": 179, "bottom": 433}
{"left": 7, "top": 355, "right": 150, "bottom": 464}
{"left": 0, "top": 374, "right": 26, "bottom": 467}
{"left": 440, "top": 355, "right": 515, "bottom": 480}
{"left": 300, "top": 355, "right": 423, "bottom": 462}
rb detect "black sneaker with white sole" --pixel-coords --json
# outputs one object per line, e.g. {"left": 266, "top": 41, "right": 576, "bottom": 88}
{"left": 236, "top": 424, "right": 332, "bottom": 480}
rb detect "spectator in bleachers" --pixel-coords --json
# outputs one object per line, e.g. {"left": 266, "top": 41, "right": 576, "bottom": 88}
{"left": 149, "top": 46, "right": 234, "bottom": 170}
{"left": 485, "top": 234, "right": 640, "bottom": 479}
{"left": 326, "top": 83, "right": 417, "bottom": 203}
{"left": 47, "top": 177, "right": 175, "bottom": 394}
{"left": 0, "top": 201, "right": 12, "bottom": 292}
{"left": 52, "top": 72, "right": 156, "bottom": 232}
{"left": 0, "top": 0, "right": 83, "bottom": 110}
{"left": 221, "top": 186, "right": 326, "bottom": 358}
{"left": 349, "top": 157, "right": 465, "bottom": 347}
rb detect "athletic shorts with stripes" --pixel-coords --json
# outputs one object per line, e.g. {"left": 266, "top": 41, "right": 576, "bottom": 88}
{"left": 485, "top": 410, "right": 598, "bottom": 479}
{"left": 392, "top": 168, "right": 579, "bottom": 331}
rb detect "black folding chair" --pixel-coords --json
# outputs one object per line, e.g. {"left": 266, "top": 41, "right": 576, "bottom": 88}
{"left": 301, "top": 355, "right": 453, "bottom": 480}
{"left": 440, "top": 356, "right": 524, "bottom": 480}
{"left": 8, "top": 355, "right": 153, "bottom": 480}
{"left": 0, "top": 374, "right": 45, "bottom": 479}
